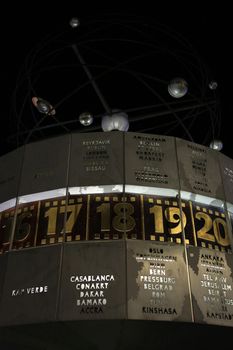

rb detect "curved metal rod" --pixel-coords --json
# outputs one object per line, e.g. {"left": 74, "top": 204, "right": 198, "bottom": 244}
{"left": 72, "top": 44, "right": 112, "bottom": 114}
{"left": 80, "top": 43, "right": 217, "bottom": 141}
{"left": 9, "top": 99, "right": 216, "bottom": 142}
{"left": 11, "top": 18, "right": 218, "bottom": 145}
{"left": 13, "top": 54, "right": 217, "bottom": 144}
{"left": 138, "top": 108, "right": 209, "bottom": 133}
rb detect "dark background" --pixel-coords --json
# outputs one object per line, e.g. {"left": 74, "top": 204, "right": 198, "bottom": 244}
{"left": 1, "top": 5, "right": 232, "bottom": 158}
{"left": 0, "top": 5, "right": 233, "bottom": 347}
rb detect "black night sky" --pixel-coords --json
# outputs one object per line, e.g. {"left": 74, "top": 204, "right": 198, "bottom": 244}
{"left": 1, "top": 5, "right": 232, "bottom": 158}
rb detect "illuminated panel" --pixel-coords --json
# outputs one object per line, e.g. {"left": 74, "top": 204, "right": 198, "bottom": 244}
{"left": 69, "top": 132, "right": 124, "bottom": 187}
{"left": 68, "top": 184, "right": 123, "bottom": 195}
{"left": 18, "top": 134, "right": 70, "bottom": 196}
{"left": 10, "top": 190, "right": 67, "bottom": 249}
{"left": 142, "top": 192, "right": 184, "bottom": 244}
{"left": 18, "top": 188, "right": 67, "bottom": 204}
{"left": 181, "top": 192, "right": 231, "bottom": 253}
{"left": 125, "top": 133, "right": 179, "bottom": 189}
{"left": 68, "top": 192, "right": 184, "bottom": 242}
{"left": 0, "top": 146, "right": 24, "bottom": 204}
{"left": 89, "top": 193, "right": 156, "bottom": 240}
{"left": 0, "top": 245, "right": 61, "bottom": 326}
{"left": 127, "top": 240, "right": 192, "bottom": 322}
{"left": 11, "top": 195, "right": 67, "bottom": 249}
{"left": 176, "top": 138, "right": 225, "bottom": 199}
{"left": 36, "top": 196, "right": 66, "bottom": 246}
{"left": 190, "top": 201, "right": 230, "bottom": 252}
{"left": 62, "top": 195, "right": 87, "bottom": 243}
{"left": 89, "top": 193, "right": 127, "bottom": 240}
{"left": 59, "top": 241, "right": 126, "bottom": 320}
{"left": 227, "top": 203, "right": 233, "bottom": 246}
{"left": 0, "top": 200, "right": 16, "bottom": 253}
{"left": 188, "top": 246, "right": 233, "bottom": 327}
{"left": 124, "top": 188, "right": 184, "bottom": 243}
{"left": 219, "top": 153, "right": 233, "bottom": 204}
{"left": 12, "top": 200, "right": 39, "bottom": 250}
{"left": 1, "top": 192, "right": 230, "bottom": 252}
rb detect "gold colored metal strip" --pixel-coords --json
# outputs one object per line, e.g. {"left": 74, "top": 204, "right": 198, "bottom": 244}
{"left": 140, "top": 194, "right": 145, "bottom": 240}
{"left": 86, "top": 195, "right": 90, "bottom": 240}
{"left": 189, "top": 200, "right": 197, "bottom": 247}
{"left": 34, "top": 201, "right": 41, "bottom": 247}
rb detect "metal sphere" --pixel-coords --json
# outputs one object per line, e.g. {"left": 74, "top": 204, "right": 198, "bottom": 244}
{"left": 168, "top": 78, "right": 188, "bottom": 98}
{"left": 101, "top": 111, "right": 129, "bottom": 132}
{"left": 69, "top": 18, "right": 80, "bottom": 28}
{"left": 79, "top": 112, "right": 93, "bottom": 126}
{"left": 209, "top": 81, "right": 218, "bottom": 90}
{"left": 209, "top": 139, "right": 223, "bottom": 151}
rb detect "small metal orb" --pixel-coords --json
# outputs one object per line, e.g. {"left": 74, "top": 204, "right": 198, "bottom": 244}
{"left": 168, "top": 78, "right": 188, "bottom": 98}
{"left": 79, "top": 112, "right": 93, "bottom": 126}
{"left": 209, "top": 139, "right": 223, "bottom": 151}
{"left": 69, "top": 18, "right": 80, "bottom": 28}
{"left": 102, "top": 110, "right": 129, "bottom": 132}
{"left": 209, "top": 81, "right": 218, "bottom": 90}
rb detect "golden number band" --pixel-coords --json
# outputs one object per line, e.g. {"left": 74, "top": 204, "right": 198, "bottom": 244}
{"left": 0, "top": 193, "right": 231, "bottom": 253}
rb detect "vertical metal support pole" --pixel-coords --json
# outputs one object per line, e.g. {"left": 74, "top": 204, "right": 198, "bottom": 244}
{"left": 9, "top": 146, "right": 26, "bottom": 251}
{"left": 122, "top": 132, "right": 128, "bottom": 319}
{"left": 72, "top": 45, "right": 112, "bottom": 115}
{"left": 216, "top": 152, "right": 233, "bottom": 252}
{"left": 174, "top": 137, "right": 195, "bottom": 322}
{"left": 56, "top": 133, "right": 71, "bottom": 320}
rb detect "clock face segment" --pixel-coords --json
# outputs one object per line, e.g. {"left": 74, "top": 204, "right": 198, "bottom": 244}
{"left": 125, "top": 133, "right": 179, "bottom": 189}
{"left": 127, "top": 240, "right": 192, "bottom": 322}
{"left": 188, "top": 246, "right": 233, "bottom": 327}
{"left": 59, "top": 241, "right": 126, "bottom": 321}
